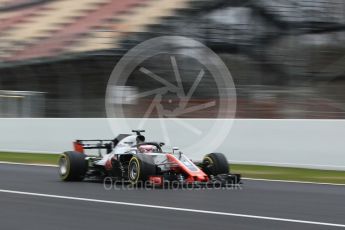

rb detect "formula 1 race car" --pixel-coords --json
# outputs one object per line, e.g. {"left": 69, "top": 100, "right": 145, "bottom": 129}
{"left": 58, "top": 130, "right": 241, "bottom": 187}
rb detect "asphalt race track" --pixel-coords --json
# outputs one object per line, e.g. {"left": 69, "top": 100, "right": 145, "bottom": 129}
{"left": 0, "top": 163, "right": 344, "bottom": 230}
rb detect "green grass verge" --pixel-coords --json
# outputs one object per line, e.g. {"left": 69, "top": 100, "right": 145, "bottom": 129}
{"left": 0, "top": 152, "right": 59, "bottom": 165}
{"left": 231, "top": 164, "right": 345, "bottom": 184}
{"left": 0, "top": 152, "right": 344, "bottom": 184}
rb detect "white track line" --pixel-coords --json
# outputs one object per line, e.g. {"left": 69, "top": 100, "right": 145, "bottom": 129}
{"left": 230, "top": 160, "right": 345, "bottom": 171}
{"left": 0, "top": 189, "right": 344, "bottom": 228}
{"left": 0, "top": 161, "right": 57, "bottom": 167}
{"left": 243, "top": 177, "right": 345, "bottom": 186}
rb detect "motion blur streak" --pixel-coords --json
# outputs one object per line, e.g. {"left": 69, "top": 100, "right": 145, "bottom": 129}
{"left": 0, "top": 0, "right": 345, "bottom": 118}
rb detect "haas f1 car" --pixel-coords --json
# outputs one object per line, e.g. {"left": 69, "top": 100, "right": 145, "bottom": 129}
{"left": 58, "top": 130, "right": 241, "bottom": 187}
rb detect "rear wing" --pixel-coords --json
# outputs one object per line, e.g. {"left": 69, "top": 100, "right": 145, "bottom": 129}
{"left": 73, "top": 139, "right": 114, "bottom": 154}
{"left": 73, "top": 134, "right": 130, "bottom": 154}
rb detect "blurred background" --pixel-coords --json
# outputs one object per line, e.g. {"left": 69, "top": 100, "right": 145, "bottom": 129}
{"left": 0, "top": 0, "right": 345, "bottom": 118}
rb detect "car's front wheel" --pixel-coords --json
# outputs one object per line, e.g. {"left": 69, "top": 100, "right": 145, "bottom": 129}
{"left": 202, "top": 152, "right": 229, "bottom": 176}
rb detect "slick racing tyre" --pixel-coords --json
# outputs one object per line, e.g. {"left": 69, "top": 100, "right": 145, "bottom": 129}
{"left": 202, "top": 152, "right": 229, "bottom": 176}
{"left": 59, "top": 151, "right": 88, "bottom": 181}
{"left": 128, "top": 154, "right": 155, "bottom": 185}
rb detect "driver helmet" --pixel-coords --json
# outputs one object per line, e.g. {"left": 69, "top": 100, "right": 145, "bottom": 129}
{"left": 138, "top": 145, "right": 157, "bottom": 153}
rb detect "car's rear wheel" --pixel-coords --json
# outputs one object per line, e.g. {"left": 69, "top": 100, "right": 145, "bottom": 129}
{"left": 202, "top": 152, "right": 229, "bottom": 176}
{"left": 59, "top": 151, "right": 88, "bottom": 181}
{"left": 128, "top": 154, "right": 155, "bottom": 185}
